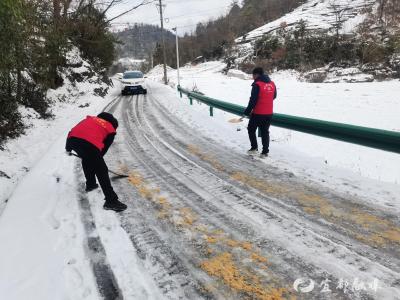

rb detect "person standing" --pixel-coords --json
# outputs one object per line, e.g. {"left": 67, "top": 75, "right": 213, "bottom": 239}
{"left": 66, "top": 112, "right": 127, "bottom": 212}
{"left": 244, "top": 67, "right": 277, "bottom": 158}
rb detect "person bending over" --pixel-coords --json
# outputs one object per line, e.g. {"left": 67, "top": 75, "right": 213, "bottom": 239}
{"left": 66, "top": 112, "right": 127, "bottom": 212}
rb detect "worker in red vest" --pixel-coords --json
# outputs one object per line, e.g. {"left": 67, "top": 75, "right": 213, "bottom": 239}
{"left": 65, "top": 112, "right": 127, "bottom": 212}
{"left": 244, "top": 67, "right": 277, "bottom": 158}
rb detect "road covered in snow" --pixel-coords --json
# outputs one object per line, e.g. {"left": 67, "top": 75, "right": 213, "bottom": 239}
{"left": 100, "top": 82, "right": 400, "bottom": 299}
{"left": 1, "top": 63, "right": 400, "bottom": 299}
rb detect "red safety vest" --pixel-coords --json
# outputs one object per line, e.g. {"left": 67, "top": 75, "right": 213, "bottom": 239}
{"left": 68, "top": 116, "right": 116, "bottom": 151}
{"left": 253, "top": 81, "right": 276, "bottom": 115}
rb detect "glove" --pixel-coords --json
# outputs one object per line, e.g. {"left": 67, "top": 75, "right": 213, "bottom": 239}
{"left": 65, "top": 143, "right": 72, "bottom": 153}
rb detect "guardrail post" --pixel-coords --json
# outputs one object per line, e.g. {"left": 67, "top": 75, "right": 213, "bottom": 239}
{"left": 210, "top": 107, "right": 214, "bottom": 117}
{"left": 189, "top": 97, "right": 193, "bottom": 105}
{"left": 177, "top": 86, "right": 182, "bottom": 98}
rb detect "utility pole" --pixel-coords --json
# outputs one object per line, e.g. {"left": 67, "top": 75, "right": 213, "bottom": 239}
{"left": 172, "top": 27, "right": 180, "bottom": 87}
{"left": 175, "top": 27, "right": 181, "bottom": 87}
{"left": 157, "top": 0, "right": 168, "bottom": 85}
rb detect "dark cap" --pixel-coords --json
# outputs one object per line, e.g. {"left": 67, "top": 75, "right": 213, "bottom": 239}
{"left": 97, "top": 112, "right": 119, "bottom": 129}
{"left": 252, "top": 67, "right": 264, "bottom": 76}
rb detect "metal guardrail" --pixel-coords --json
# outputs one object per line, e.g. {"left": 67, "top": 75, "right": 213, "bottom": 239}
{"left": 177, "top": 86, "right": 400, "bottom": 154}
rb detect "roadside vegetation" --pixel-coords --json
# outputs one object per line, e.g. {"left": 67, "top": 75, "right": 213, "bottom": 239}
{"left": 0, "top": 0, "right": 148, "bottom": 145}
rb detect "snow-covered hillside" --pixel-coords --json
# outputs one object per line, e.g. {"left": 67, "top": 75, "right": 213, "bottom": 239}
{"left": 236, "top": 0, "right": 375, "bottom": 43}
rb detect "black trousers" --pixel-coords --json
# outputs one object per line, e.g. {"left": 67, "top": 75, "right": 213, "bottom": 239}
{"left": 247, "top": 114, "right": 273, "bottom": 153}
{"left": 66, "top": 137, "right": 117, "bottom": 201}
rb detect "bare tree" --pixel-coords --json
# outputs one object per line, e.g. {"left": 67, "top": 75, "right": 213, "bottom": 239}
{"left": 377, "top": 0, "right": 400, "bottom": 32}
{"left": 63, "top": 0, "right": 73, "bottom": 17}
{"left": 328, "top": 0, "right": 350, "bottom": 40}
{"left": 377, "top": 0, "right": 388, "bottom": 24}
{"left": 53, "top": 0, "right": 61, "bottom": 20}
{"left": 98, "top": 0, "right": 156, "bottom": 24}
{"left": 70, "top": 0, "right": 155, "bottom": 24}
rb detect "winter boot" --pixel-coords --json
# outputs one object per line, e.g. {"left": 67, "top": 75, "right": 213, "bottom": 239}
{"left": 260, "top": 150, "right": 269, "bottom": 159}
{"left": 103, "top": 198, "right": 127, "bottom": 212}
{"left": 247, "top": 148, "right": 258, "bottom": 155}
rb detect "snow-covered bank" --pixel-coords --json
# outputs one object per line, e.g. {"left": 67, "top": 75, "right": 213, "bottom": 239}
{"left": 0, "top": 81, "right": 162, "bottom": 299}
{"left": 0, "top": 137, "right": 100, "bottom": 300}
{"left": 0, "top": 48, "right": 114, "bottom": 215}
{"left": 0, "top": 75, "right": 123, "bottom": 299}
{"left": 0, "top": 95, "right": 112, "bottom": 213}
{"left": 0, "top": 48, "right": 123, "bottom": 299}
{"left": 147, "top": 62, "right": 400, "bottom": 209}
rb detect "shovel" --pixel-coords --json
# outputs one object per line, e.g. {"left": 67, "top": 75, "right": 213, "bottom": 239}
{"left": 228, "top": 117, "right": 245, "bottom": 124}
{"left": 68, "top": 152, "right": 130, "bottom": 178}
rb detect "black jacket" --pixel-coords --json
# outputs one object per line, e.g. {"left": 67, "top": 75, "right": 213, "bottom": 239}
{"left": 244, "top": 74, "right": 277, "bottom": 116}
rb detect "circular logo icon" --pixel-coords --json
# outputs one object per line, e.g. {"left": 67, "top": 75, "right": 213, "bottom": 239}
{"left": 293, "top": 278, "right": 315, "bottom": 293}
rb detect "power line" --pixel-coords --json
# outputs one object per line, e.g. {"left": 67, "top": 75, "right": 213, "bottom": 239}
{"left": 111, "top": 10, "right": 231, "bottom": 32}
{"left": 165, "top": 0, "right": 215, "bottom": 4}
{"left": 148, "top": 5, "right": 232, "bottom": 24}
{"left": 111, "top": 4, "right": 232, "bottom": 28}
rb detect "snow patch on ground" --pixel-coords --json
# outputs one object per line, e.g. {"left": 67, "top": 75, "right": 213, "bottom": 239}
{"left": 87, "top": 192, "right": 164, "bottom": 299}
{"left": 227, "top": 69, "right": 252, "bottom": 80}
{"left": 0, "top": 138, "right": 100, "bottom": 300}
{"left": 303, "top": 67, "right": 376, "bottom": 83}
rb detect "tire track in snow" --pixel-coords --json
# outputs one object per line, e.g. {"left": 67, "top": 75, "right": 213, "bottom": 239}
{"left": 140, "top": 89, "right": 400, "bottom": 297}
{"left": 144, "top": 85, "right": 400, "bottom": 272}
{"left": 115, "top": 95, "right": 216, "bottom": 299}
{"left": 101, "top": 87, "right": 400, "bottom": 299}
{"left": 107, "top": 95, "right": 352, "bottom": 299}
{"left": 74, "top": 162, "right": 123, "bottom": 300}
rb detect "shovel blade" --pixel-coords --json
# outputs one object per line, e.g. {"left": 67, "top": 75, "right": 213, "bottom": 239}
{"left": 228, "top": 118, "right": 244, "bottom": 124}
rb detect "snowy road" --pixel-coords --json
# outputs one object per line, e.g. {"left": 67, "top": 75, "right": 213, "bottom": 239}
{"left": 77, "top": 82, "right": 400, "bottom": 300}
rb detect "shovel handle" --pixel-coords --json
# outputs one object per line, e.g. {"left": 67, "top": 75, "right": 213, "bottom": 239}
{"left": 67, "top": 152, "right": 129, "bottom": 178}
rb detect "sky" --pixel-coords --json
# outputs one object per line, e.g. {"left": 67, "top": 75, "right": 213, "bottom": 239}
{"left": 107, "top": 0, "right": 235, "bottom": 34}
